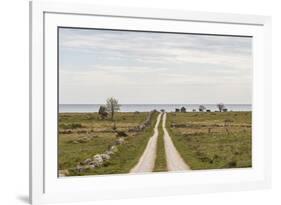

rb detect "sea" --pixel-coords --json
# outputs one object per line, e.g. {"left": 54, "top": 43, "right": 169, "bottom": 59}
{"left": 59, "top": 104, "right": 251, "bottom": 113}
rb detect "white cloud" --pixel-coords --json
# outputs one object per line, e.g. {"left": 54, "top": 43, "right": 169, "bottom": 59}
{"left": 59, "top": 28, "right": 252, "bottom": 104}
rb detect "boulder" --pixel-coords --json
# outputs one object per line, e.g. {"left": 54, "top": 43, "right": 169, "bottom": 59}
{"left": 92, "top": 154, "right": 104, "bottom": 167}
{"left": 83, "top": 158, "right": 93, "bottom": 165}
{"left": 76, "top": 165, "right": 84, "bottom": 173}
{"left": 105, "top": 150, "right": 114, "bottom": 155}
{"left": 110, "top": 145, "right": 118, "bottom": 153}
{"left": 116, "top": 131, "right": 128, "bottom": 137}
{"left": 89, "top": 164, "right": 96, "bottom": 169}
{"left": 100, "top": 153, "right": 110, "bottom": 161}
{"left": 59, "top": 169, "right": 69, "bottom": 177}
{"left": 115, "top": 137, "right": 125, "bottom": 145}
{"left": 83, "top": 164, "right": 96, "bottom": 169}
{"left": 78, "top": 136, "right": 91, "bottom": 143}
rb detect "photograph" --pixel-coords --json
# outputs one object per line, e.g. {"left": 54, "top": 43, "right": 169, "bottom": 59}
{"left": 58, "top": 27, "right": 252, "bottom": 177}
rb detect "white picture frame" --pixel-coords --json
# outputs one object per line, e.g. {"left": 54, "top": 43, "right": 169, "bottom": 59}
{"left": 30, "top": 1, "right": 272, "bottom": 204}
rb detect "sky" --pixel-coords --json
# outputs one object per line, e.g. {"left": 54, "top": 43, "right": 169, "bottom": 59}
{"left": 59, "top": 28, "right": 252, "bottom": 104}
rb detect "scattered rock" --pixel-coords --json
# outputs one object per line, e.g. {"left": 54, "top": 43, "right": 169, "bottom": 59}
{"left": 92, "top": 154, "right": 104, "bottom": 167}
{"left": 77, "top": 129, "right": 126, "bottom": 171}
{"left": 83, "top": 158, "right": 92, "bottom": 165}
{"left": 76, "top": 136, "right": 91, "bottom": 143}
{"left": 128, "top": 110, "right": 156, "bottom": 132}
{"left": 83, "top": 164, "right": 96, "bottom": 170}
{"left": 110, "top": 145, "right": 118, "bottom": 153}
{"left": 88, "top": 164, "right": 96, "bottom": 169}
{"left": 116, "top": 131, "right": 128, "bottom": 137}
{"left": 170, "top": 123, "right": 187, "bottom": 128}
{"left": 105, "top": 150, "right": 114, "bottom": 155}
{"left": 71, "top": 140, "right": 79, "bottom": 144}
{"left": 59, "top": 130, "right": 72, "bottom": 134}
{"left": 100, "top": 153, "right": 110, "bottom": 161}
{"left": 76, "top": 165, "right": 84, "bottom": 173}
{"left": 59, "top": 169, "right": 69, "bottom": 177}
{"left": 77, "top": 130, "right": 87, "bottom": 134}
{"left": 115, "top": 137, "right": 125, "bottom": 145}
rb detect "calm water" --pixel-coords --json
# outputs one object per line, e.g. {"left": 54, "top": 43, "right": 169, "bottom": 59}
{"left": 59, "top": 104, "right": 251, "bottom": 113}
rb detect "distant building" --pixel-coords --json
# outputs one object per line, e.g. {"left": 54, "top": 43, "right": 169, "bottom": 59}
{"left": 175, "top": 108, "right": 180, "bottom": 112}
{"left": 180, "top": 107, "right": 186, "bottom": 113}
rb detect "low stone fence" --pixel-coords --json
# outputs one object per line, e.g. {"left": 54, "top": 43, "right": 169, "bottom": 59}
{"left": 58, "top": 110, "right": 158, "bottom": 177}
{"left": 128, "top": 110, "right": 157, "bottom": 132}
{"left": 59, "top": 137, "right": 126, "bottom": 177}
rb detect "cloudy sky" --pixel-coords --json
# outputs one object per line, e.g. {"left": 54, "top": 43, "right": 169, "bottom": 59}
{"left": 59, "top": 28, "right": 252, "bottom": 104}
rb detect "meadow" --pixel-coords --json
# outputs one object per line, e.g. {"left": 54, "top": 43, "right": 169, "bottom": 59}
{"left": 58, "top": 112, "right": 158, "bottom": 176}
{"left": 166, "top": 112, "right": 252, "bottom": 170}
{"left": 58, "top": 111, "right": 252, "bottom": 176}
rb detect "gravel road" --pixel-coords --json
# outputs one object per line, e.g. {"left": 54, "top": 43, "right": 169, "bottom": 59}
{"left": 130, "top": 112, "right": 163, "bottom": 173}
{"left": 162, "top": 112, "right": 190, "bottom": 171}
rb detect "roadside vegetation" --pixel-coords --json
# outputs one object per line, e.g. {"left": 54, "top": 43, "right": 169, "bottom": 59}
{"left": 153, "top": 115, "right": 167, "bottom": 172}
{"left": 59, "top": 111, "right": 158, "bottom": 176}
{"left": 166, "top": 112, "right": 252, "bottom": 170}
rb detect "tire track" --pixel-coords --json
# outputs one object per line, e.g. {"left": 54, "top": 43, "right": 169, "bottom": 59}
{"left": 162, "top": 112, "right": 190, "bottom": 171}
{"left": 130, "top": 112, "right": 162, "bottom": 173}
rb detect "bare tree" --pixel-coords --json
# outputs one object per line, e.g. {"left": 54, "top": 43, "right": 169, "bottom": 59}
{"left": 217, "top": 103, "right": 225, "bottom": 112}
{"left": 199, "top": 105, "right": 206, "bottom": 112}
{"left": 106, "top": 97, "right": 120, "bottom": 120}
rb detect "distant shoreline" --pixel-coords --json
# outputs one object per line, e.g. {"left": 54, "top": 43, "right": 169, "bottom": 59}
{"left": 59, "top": 104, "right": 252, "bottom": 113}
{"left": 59, "top": 111, "right": 252, "bottom": 114}
{"left": 60, "top": 103, "right": 252, "bottom": 105}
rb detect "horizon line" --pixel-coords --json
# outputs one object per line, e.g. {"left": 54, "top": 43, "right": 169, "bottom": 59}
{"left": 59, "top": 103, "right": 252, "bottom": 105}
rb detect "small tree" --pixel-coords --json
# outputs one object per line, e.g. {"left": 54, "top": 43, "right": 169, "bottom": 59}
{"left": 217, "top": 103, "right": 225, "bottom": 112}
{"left": 98, "top": 105, "right": 108, "bottom": 119}
{"left": 199, "top": 105, "right": 206, "bottom": 112}
{"left": 106, "top": 97, "right": 120, "bottom": 120}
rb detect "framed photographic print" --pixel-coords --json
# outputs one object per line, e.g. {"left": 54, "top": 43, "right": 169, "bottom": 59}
{"left": 30, "top": 1, "right": 271, "bottom": 204}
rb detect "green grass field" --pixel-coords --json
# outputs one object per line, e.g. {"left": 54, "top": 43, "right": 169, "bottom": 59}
{"left": 59, "top": 111, "right": 252, "bottom": 176}
{"left": 59, "top": 112, "right": 157, "bottom": 176}
{"left": 166, "top": 112, "right": 252, "bottom": 170}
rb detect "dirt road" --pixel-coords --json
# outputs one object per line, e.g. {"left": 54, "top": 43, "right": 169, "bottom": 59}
{"left": 130, "top": 112, "right": 163, "bottom": 173}
{"left": 162, "top": 112, "right": 190, "bottom": 171}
